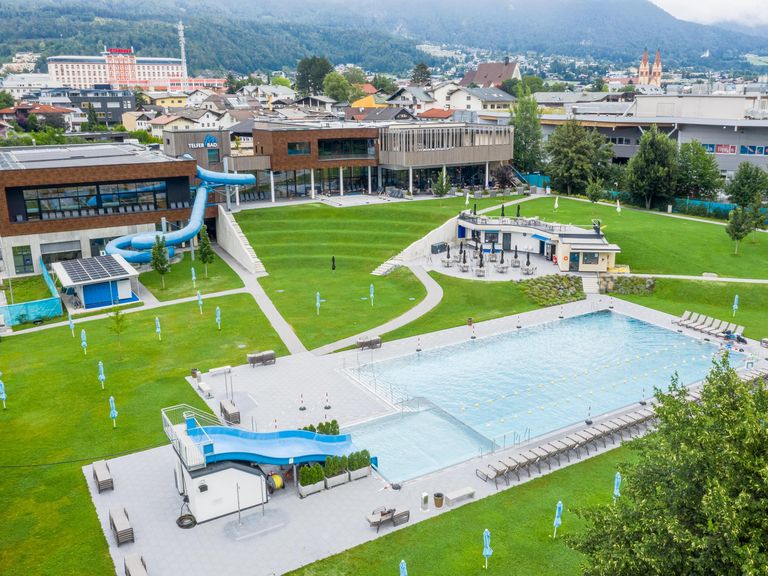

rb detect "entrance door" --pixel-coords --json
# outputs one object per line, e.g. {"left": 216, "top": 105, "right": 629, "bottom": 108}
{"left": 569, "top": 252, "right": 580, "bottom": 272}
{"left": 502, "top": 233, "right": 511, "bottom": 251}
{"left": 544, "top": 243, "right": 553, "bottom": 261}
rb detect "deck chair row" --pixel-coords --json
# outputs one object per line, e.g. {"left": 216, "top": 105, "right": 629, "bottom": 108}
{"left": 673, "top": 311, "right": 744, "bottom": 338}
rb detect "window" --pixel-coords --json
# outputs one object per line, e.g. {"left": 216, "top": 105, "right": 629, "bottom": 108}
{"left": 317, "top": 138, "right": 374, "bottom": 159}
{"left": 484, "top": 232, "right": 499, "bottom": 243}
{"left": 12, "top": 245, "right": 34, "bottom": 274}
{"left": 287, "top": 142, "right": 311, "bottom": 155}
{"left": 207, "top": 148, "right": 220, "bottom": 164}
{"left": 581, "top": 252, "right": 600, "bottom": 265}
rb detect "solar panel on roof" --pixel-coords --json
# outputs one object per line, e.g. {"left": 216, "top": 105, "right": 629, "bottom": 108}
{"left": 60, "top": 256, "right": 130, "bottom": 284}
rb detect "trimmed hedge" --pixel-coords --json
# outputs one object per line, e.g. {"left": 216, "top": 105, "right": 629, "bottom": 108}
{"left": 519, "top": 274, "right": 586, "bottom": 306}
{"left": 324, "top": 455, "right": 348, "bottom": 477}
{"left": 299, "top": 463, "right": 325, "bottom": 486}
{"left": 607, "top": 276, "right": 655, "bottom": 295}
{"left": 348, "top": 449, "right": 371, "bottom": 471}
{"left": 302, "top": 420, "right": 340, "bottom": 435}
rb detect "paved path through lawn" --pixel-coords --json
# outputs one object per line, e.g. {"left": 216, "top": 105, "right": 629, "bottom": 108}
{"left": 630, "top": 273, "right": 768, "bottom": 284}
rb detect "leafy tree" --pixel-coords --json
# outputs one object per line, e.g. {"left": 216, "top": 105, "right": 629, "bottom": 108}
{"left": 271, "top": 76, "right": 291, "bottom": 88}
{"left": 500, "top": 75, "right": 546, "bottom": 97}
{"left": 572, "top": 356, "right": 768, "bottom": 575}
{"left": 587, "top": 77, "right": 606, "bottom": 92}
{"left": 727, "top": 162, "right": 768, "bottom": 208}
{"left": 107, "top": 307, "right": 128, "bottom": 348}
{"left": 343, "top": 66, "right": 367, "bottom": 86}
{"left": 128, "top": 130, "right": 161, "bottom": 144}
{"left": 25, "top": 113, "right": 40, "bottom": 132}
{"left": 197, "top": 224, "right": 215, "bottom": 278}
{"left": 296, "top": 56, "right": 333, "bottom": 95}
{"left": 132, "top": 89, "right": 147, "bottom": 108}
{"left": 410, "top": 62, "right": 431, "bottom": 85}
{"left": 491, "top": 164, "right": 514, "bottom": 189}
{"left": 82, "top": 106, "right": 98, "bottom": 131}
{"left": 323, "top": 71, "right": 356, "bottom": 103}
{"left": 626, "top": 124, "right": 678, "bottom": 209}
{"left": 0, "top": 90, "right": 14, "bottom": 109}
{"left": 726, "top": 206, "right": 754, "bottom": 254}
{"left": 499, "top": 78, "right": 519, "bottom": 96}
{"left": 0, "top": 126, "right": 86, "bottom": 147}
{"left": 433, "top": 167, "right": 451, "bottom": 197}
{"left": 372, "top": 74, "right": 397, "bottom": 94}
{"left": 585, "top": 178, "right": 604, "bottom": 203}
{"left": 150, "top": 236, "right": 170, "bottom": 288}
{"left": 677, "top": 140, "right": 723, "bottom": 199}
{"left": 545, "top": 120, "right": 611, "bottom": 195}
{"left": 225, "top": 73, "right": 252, "bottom": 94}
{"left": 510, "top": 87, "right": 544, "bottom": 173}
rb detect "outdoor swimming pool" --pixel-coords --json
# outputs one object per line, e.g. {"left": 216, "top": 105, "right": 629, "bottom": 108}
{"left": 347, "top": 311, "right": 741, "bottom": 483}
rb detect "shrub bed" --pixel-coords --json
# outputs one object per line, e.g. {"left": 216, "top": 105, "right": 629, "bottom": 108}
{"left": 519, "top": 275, "right": 586, "bottom": 307}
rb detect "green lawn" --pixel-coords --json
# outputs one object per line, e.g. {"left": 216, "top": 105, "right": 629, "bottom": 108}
{"left": 291, "top": 445, "right": 634, "bottom": 576}
{"left": 384, "top": 272, "right": 543, "bottom": 341}
{"left": 503, "top": 196, "right": 768, "bottom": 278}
{"left": 617, "top": 279, "right": 768, "bottom": 341}
{"left": 138, "top": 250, "right": 243, "bottom": 301}
{"left": 237, "top": 198, "right": 510, "bottom": 349}
{"left": 0, "top": 293, "right": 287, "bottom": 575}
{"left": 1, "top": 274, "right": 52, "bottom": 303}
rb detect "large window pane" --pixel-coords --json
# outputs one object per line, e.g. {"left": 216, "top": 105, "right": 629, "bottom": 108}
{"left": 12, "top": 245, "right": 34, "bottom": 274}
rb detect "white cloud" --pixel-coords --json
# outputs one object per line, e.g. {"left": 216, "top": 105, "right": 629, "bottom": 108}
{"left": 650, "top": 0, "right": 768, "bottom": 27}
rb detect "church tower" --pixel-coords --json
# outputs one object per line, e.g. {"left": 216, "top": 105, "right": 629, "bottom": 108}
{"left": 650, "top": 48, "right": 662, "bottom": 87}
{"left": 638, "top": 48, "right": 650, "bottom": 85}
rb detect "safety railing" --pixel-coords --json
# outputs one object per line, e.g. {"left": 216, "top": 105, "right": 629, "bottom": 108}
{"left": 161, "top": 404, "right": 220, "bottom": 470}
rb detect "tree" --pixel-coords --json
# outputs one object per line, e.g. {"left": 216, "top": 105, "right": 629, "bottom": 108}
{"left": 677, "top": 140, "right": 723, "bottom": 199}
{"left": 572, "top": 356, "right": 768, "bottom": 575}
{"left": 343, "top": 66, "right": 367, "bottom": 86}
{"left": 492, "top": 164, "right": 514, "bottom": 189}
{"left": 545, "top": 120, "right": 610, "bottom": 196}
{"left": 500, "top": 75, "right": 546, "bottom": 98}
{"left": 323, "top": 72, "right": 355, "bottom": 103}
{"left": 500, "top": 78, "right": 520, "bottom": 96}
{"left": 132, "top": 89, "right": 147, "bottom": 108}
{"left": 128, "top": 130, "right": 161, "bottom": 144}
{"left": 410, "top": 62, "right": 431, "bottom": 85}
{"left": 585, "top": 178, "right": 604, "bottom": 203}
{"left": 198, "top": 224, "right": 215, "bottom": 278}
{"left": 726, "top": 206, "right": 754, "bottom": 254}
{"left": 0, "top": 90, "right": 14, "bottom": 109}
{"left": 727, "top": 162, "right": 768, "bottom": 208}
{"left": 225, "top": 73, "right": 251, "bottom": 94}
{"left": 433, "top": 167, "right": 451, "bottom": 197}
{"left": 84, "top": 106, "right": 98, "bottom": 131}
{"left": 150, "top": 236, "right": 170, "bottom": 288}
{"left": 588, "top": 77, "right": 606, "bottom": 92}
{"left": 510, "top": 87, "right": 544, "bottom": 173}
{"left": 271, "top": 76, "right": 291, "bottom": 88}
{"left": 296, "top": 56, "right": 333, "bottom": 95}
{"left": 372, "top": 74, "right": 397, "bottom": 94}
{"left": 107, "top": 307, "right": 128, "bottom": 348}
{"left": 25, "top": 113, "right": 40, "bottom": 133}
{"left": 626, "top": 124, "right": 678, "bottom": 209}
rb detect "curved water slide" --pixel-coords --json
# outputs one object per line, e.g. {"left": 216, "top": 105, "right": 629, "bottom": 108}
{"left": 105, "top": 166, "right": 255, "bottom": 264}
{"left": 189, "top": 426, "right": 355, "bottom": 466}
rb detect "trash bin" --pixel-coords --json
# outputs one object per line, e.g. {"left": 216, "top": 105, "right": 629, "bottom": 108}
{"left": 467, "top": 317, "right": 473, "bottom": 327}
{"left": 191, "top": 368, "right": 199, "bottom": 378}
{"left": 433, "top": 492, "right": 444, "bottom": 509}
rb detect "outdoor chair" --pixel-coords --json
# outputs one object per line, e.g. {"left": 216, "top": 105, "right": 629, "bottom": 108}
{"left": 366, "top": 507, "right": 394, "bottom": 532}
{"left": 109, "top": 507, "right": 134, "bottom": 546}
{"left": 92, "top": 460, "right": 113, "bottom": 493}
{"left": 688, "top": 315, "right": 711, "bottom": 330}
{"left": 732, "top": 325, "right": 745, "bottom": 338}
{"left": 672, "top": 311, "right": 692, "bottom": 325}
{"left": 703, "top": 320, "right": 725, "bottom": 335}
{"left": 475, "top": 465, "right": 507, "bottom": 488}
{"left": 679, "top": 313, "right": 701, "bottom": 328}
{"left": 124, "top": 554, "right": 148, "bottom": 576}
{"left": 696, "top": 317, "right": 717, "bottom": 332}
{"left": 715, "top": 322, "right": 736, "bottom": 337}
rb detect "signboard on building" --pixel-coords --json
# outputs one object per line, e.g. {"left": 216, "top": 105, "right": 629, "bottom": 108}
{"left": 189, "top": 135, "right": 219, "bottom": 149}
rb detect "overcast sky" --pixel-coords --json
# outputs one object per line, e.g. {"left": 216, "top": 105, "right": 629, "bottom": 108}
{"left": 650, "top": 0, "right": 768, "bottom": 27}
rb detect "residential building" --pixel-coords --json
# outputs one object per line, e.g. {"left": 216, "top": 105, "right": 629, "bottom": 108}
{"left": 418, "top": 108, "right": 455, "bottom": 121}
{"left": 345, "top": 107, "right": 417, "bottom": 122}
{"left": 121, "top": 111, "right": 157, "bottom": 132}
{"left": 436, "top": 86, "right": 515, "bottom": 111}
{"left": 294, "top": 95, "right": 337, "bottom": 114}
{"left": 0, "top": 103, "right": 78, "bottom": 131}
{"left": 149, "top": 109, "right": 224, "bottom": 138}
{"left": 185, "top": 89, "right": 216, "bottom": 108}
{"left": 0, "top": 73, "right": 62, "bottom": 99}
{"left": 350, "top": 93, "right": 389, "bottom": 109}
{"left": 33, "top": 88, "right": 135, "bottom": 126}
{"left": 459, "top": 59, "right": 522, "bottom": 88}
{"left": 386, "top": 87, "right": 436, "bottom": 113}
{"left": 143, "top": 92, "right": 189, "bottom": 108}
{"left": 0, "top": 52, "right": 41, "bottom": 74}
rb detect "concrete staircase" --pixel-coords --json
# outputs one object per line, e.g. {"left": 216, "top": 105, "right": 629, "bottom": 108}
{"left": 581, "top": 274, "right": 601, "bottom": 295}
{"left": 217, "top": 206, "right": 266, "bottom": 275}
{"left": 372, "top": 258, "right": 403, "bottom": 276}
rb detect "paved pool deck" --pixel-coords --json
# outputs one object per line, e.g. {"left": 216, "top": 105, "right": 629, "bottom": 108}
{"left": 84, "top": 296, "right": 767, "bottom": 576}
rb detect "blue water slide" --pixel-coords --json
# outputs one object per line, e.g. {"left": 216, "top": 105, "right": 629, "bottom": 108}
{"left": 190, "top": 425, "right": 355, "bottom": 466}
{"left": 105, "top": 166, "right": 255, "bottom": 263}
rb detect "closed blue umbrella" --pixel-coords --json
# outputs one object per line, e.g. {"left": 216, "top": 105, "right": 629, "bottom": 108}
{"left": 613, "top": 471, "right": 622, "bottom": 505}
{"left": 197, "top": 290, "right": 203, "bottom": 315}
{"left": 215, "top": 306, "right": 221, "bottom": 331}
{"left": 98, "top": 361, "right": 105, "bottom": 390}
{"left": 191, "top": 267, "right": 197, "bottom": 289}
{"left": 0, "top": 379, "right": 6, "bottom": 409}
{"left": 68, "top": 312, "right": 74, "bottom": 338}
{"left": 733, "top": 294, "right": 739, "bottom": 317}
{"left": 316, "top": 291, "right": 321, "bottom": 316}
{"left": 109, "top": 395, "right": 118, "bottom": 429}
{"left": 81, "top": 328, "right": 87, "bottom": 355}
{"left": 553, "top": 500, "right": 563, "bottom": 539}
{"left": 483, "top": 528, "right": 493, "bottom": 569}
{"left": 370, "top": 283, "right": 375, "bottom": 307}
{"left": 399, "top": 559, "right": 407, "bottom": 576}
{"left": 155, "top": 317, "right": 162, "bottom": 341}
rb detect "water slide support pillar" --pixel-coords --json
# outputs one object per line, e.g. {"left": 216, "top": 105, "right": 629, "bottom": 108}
{"left": 223, "top": 157, "right": 232, "bottom": 211}
{"left": 339, "top": 166, "right": 344, "bottom": 196}
{"left": 269, "top": 170, "right": 275, "bottom": 203}
{"left": 310, "top": 169, "right": 316, "bottom": 199}
{"left": 377, "top": 166, "right": 382, "bottom": 192}
{"left": 485, "top": 161, "right": 490, "bottom": 189}
{"left": 408, "top": 166, "right": 413, "bottom": 194}
{"left": 367, "top": 166, "right": 372, "bottom": 194}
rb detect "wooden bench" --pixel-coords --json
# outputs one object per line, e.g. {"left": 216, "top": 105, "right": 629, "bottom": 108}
{"left": 357, "top": 336, "right": 382, "bottom": 350}
{"left": 445, "top": 487, "right": 475, "bottom": 506}
{"left": 109, "top": 506, "right": 134, "bottom": 546}
{"left": 366, "top": 507, "right": 410, "bottom": 532}
{"left": 220, "top": 399, "right": 240, "bottom": 424}
{"left": 93, "top": 460, "right": 113, "bottom": 493}
{"left": 197, "top": 380, "right": 212, "bottom": 399}
{"left": 124, "top": 554, "right": 148, "bottom": 576}
{"left": 247, "top": 350, "right": 276, "bottom": 367}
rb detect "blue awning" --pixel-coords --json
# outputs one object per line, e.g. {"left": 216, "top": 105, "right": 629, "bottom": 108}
{"left": 532, "top": 233, "right": 550, "bottom": 242}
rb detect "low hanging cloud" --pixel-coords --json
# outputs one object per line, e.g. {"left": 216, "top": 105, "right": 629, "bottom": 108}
{"left": 650, "top": 0, "right": 768, "bottom": 27}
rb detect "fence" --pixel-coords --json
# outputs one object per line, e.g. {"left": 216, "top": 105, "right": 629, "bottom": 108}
{"left": 520, "top": 172, "right": 551, "bottom": 188}
{"left": 0, "top": 257, "right": 63, "bottom": 327}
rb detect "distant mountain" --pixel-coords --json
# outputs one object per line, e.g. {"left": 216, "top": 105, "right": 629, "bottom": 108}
{"left": 0, "top": 0, "right": 766, "bottom": 74}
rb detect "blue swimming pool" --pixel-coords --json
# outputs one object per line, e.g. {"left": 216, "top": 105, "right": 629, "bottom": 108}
{"left": 347, "top": 311, "right": 741, "bottom": 482}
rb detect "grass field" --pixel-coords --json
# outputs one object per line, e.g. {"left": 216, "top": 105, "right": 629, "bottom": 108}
{"left": 236, "top": 197, "right": 509, "bottom": 349}
{"left": 384, "top": 272, "right": 543, "bottom": 341}
{"left": 138, "top": 250, "right": 243, "bottom": 301}
{"left": 1, "top": 274, "right": 52, "bottom": 303}
{"left": 0, "top": 293, "right": 287, "bottom": 575}
{"left": 617, "top": 279, "right": 768, "bottom": 340}
{"left": 291, "top": 445, "right": 635, "bottom": 576}
{"left": 499, "top": 197, "right": 768, "bottom": 278}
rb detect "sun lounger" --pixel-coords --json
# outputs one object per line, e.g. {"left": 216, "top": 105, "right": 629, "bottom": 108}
{"left": 109, "top": 507, "right": 134, "bottom": 546}
{"left": 93, "top": 460, "right": 114, "bottom": 493}
{"left": 498, "top": 457, "right": 523, "bottom": 481}
{"left": 519, "top": 449, "right": 542, "bottom": 474}
{"left": 672, "top": 311, "right": 692, "bottom": 325}
{"left": 678, "top": 313, "right": 701, "bottom": 328}
{"left": 697, "top": 317, "right": 718, "bottom": 332}
{"left": 715, "top": 322, "right": 735, "bottom": 337}
{"left": 732, "top": 326, "right": 745, "bottom": 338}
{"left": 690, "top": 316, "right": 713, "bottom": 331}
{"left": 124, "top": 554, "right": 148, "bottom": 576}
{"left": 475, "top": 465, "right": 508, "bottom": 488}
{"left": 703, "top": 320, "right": 725, "bottom": 335}
{"left": 531, "top": 446, "right": 555, "bottom": 471}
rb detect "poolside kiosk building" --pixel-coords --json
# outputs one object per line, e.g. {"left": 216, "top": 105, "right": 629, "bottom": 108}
{"left": 457, "top": 211, "right": 621, "bottom": 272}
{"left": 52, "top": 254, "right": 140, "bottom": 309}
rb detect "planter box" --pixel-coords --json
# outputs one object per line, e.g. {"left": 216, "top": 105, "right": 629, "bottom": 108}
{"left": 349, "top": 466, "right": 371, "bottom": 481}
{"left": 325, "top": 472, "right": 349, "bottom": 489}
{"left": 298, "top": 480, "right": 325, "bottom": 498}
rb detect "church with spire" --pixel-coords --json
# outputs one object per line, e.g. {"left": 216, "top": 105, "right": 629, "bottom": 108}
{"left": 637, "top": 48, "right": 662, "bottom": 87}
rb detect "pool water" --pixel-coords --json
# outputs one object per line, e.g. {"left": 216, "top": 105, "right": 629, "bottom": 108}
{"left": 347, "top": 311, "right": 739, "bottom": 482}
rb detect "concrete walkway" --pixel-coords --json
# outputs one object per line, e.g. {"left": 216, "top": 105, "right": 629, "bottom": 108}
{"left": 311, "top": 264, "right": 444, "bottom": 356}
{"left": 213, "top": 244, "right": 308, "bottom": 355}
{"left": 631, "top": 273, "right": 768, "bottom": 284}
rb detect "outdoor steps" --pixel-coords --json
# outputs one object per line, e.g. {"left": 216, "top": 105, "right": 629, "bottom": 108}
{"left": 218, "top": 208, "right": 266, "bottom": 274}
{"left": 372, "top": 258, "right": 403, "bottom": 276}
{"left": 581, "top": 275, "right": 600, "bottom": 294}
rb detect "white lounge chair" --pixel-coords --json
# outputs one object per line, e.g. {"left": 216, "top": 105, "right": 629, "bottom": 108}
{"left": 679, "top": 313, "right": 701, "bottom": 328}
{"left": 703, "top": 320, "right": 725, "bottom": 335}
{"left": 695, "top": 318, "right": 717, "bottom": 332}
{"left": 689, "top": 316, "right": 712, "bottom": 330}
{"left": 673, "top": 311, "right": 692, "bottom": 325}
{"left": 715, "top": 322, "right": 736, "bottom": 338}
